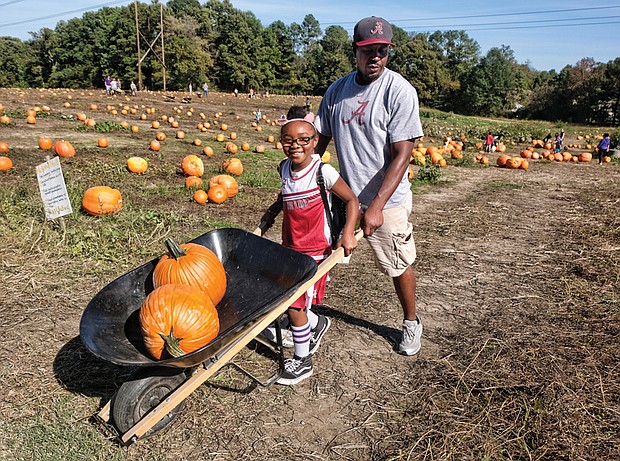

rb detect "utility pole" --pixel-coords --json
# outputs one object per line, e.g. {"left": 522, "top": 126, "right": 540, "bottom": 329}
{"left": 133, "top": 1, "right": 167, "bottom": 92}
{"left": 134, "top": 0, "right": 142, "bottom": 90}
{"left": 160, "top": 4, "right": 166, "bottom": 92}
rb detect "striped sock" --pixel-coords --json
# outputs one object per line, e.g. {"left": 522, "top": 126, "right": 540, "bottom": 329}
{"left": 292, "top": 322, "right": 311, "bottom": 358}
{"left": 307, "top": 307, "right": 319, "bottom": 330}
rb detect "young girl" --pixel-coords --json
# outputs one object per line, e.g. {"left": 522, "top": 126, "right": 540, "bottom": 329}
{"left": 260, "top": 118, "right": 359, "bottom": 385}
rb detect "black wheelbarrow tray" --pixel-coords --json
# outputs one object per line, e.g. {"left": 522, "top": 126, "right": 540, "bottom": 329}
{"left": 80, "top": 228, "right": 351, "bottom": 445}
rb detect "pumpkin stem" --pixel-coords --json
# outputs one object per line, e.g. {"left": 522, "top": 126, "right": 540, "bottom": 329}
{"left": 160, "top": 327, "right": 185, "bottom": 358}
{"left": 165, "top": 238, "right": 186, "bottom": 260}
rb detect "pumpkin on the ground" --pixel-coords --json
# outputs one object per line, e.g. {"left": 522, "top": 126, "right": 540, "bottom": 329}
{"left": 140, "top": 284, "right": 220, "bottom": 360}
{"left": 182, "top": 155, "right": 204, "bottom": 177}
{"left": 578, "top": 152, "right": 592, "bottom": 162}
{"left": 222, "top": 157, "right": 243, "bottom": 175}
{"left": 54, "top": 140, "right": 76, "bottom": 157}
{"left": 193, "top": 189, "right": 208, "bottom": 204}
{"left": 203, "top": 146, "right": 214, "bottom": 157}
{"left": 497, "top": 155, "right": 510, "bottom": 167}
{"left": 0, "top": 142, "right": 8, "bottom": 153}
{"left": 505, "top": 157, "right": 522, "bottom": 169}
{"left": 149, "top": 140, "right": 161, "bottom": 151}
{"left": 208, "top": 184, "right": 228, "bottom": 204}
{"left": 185, "top": 176, "right": 203, "bottom": 188}
{"left": 127, "top": 157, "right": 148, "bottom": 174}
{"left": 38, "top": 137, "right": 53, "bottom": 150}
{"left": 209, "top": 174, "right": 238, "bottom": 198}
{"left": 0, "top": 156, "right": 13, "bottom": 171}
{"left": 82, "top": 186, "right": 123, "bottom": 216}
{"left": 153, "top": 238, "right": 227, "bottom": 305}
{"left": 98, "top": 137, "right": 109, "bottom": 148}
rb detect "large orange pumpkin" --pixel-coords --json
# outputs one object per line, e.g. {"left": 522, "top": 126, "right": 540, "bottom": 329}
{"left": 54, "top": 140, "right": 76, "bottom": 157}
{"left": 82, "top": 186, "right": 123, "bottom": 216}
{"left": 182, "top": 154, "right": 204, "bottom": 177}
{"left": 222, "top": 157, "right": 243, "bottom": 175}
{"left": 578, "top": 152, "right": 592, "bottom": 163}
{"left": 153, "top": 238, "right": 227, "bottom": 305}
{"left": 0, "top": 156, "right": 13, "bottom": 171}
{"left": 0, "top": 142, "right": 8, "bottom": 153}
{"left": 209, "top": 174, "right": 238, "bottom": 198}
{"left": 97, "top": 136, "right": 109, "bottom": 148}
{"left": 139, "top": 284, "right": 220, "bottom": 359}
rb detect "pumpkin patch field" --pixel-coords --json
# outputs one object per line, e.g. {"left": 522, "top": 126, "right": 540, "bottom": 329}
{"left": 0, "top": 87, "right": 619, "bottom": 460}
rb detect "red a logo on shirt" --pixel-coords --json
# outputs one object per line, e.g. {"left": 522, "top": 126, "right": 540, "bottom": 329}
{"left": 343, "top": 100, "right": 369, "bottom": 125}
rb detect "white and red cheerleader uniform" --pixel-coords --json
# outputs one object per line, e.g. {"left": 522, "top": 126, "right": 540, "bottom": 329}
{"left": 280, "top": 154, "right": 340, "bottom": 309}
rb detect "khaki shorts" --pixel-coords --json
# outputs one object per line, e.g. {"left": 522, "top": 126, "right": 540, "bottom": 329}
{"left": 366, "top": 190, "right": 416, "bottom": 277}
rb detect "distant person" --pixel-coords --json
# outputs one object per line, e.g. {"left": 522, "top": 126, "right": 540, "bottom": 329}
{"left": 202, "top": 82, "right": 209, "bottom": 97}
{"left": 255, "top": 108, "right": 261, "bottom": 124}
{"left": 130, "top": 81, "right": 137, "bottom": 96}
{"left": 234, "top": 88, "right": 239, "bottom": 97}
{"left": 104, "top": 76, "right": 112, "bottom": 95}
{"left": 484, "top": 132, "right": 494, "bottom": 153}
{"left": 188, "top": 83, "right": 193, "bottom": 95}
{"left": 554, "top": 129, "right": 565, "bottom": 153}
{"left": 596, "top": 133, "right": 611, "bottom": 165}
{"left": 110, "top": 79, "right": 118, "bottom": 93}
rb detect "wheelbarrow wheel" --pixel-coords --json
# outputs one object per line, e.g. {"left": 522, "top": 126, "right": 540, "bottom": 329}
{"left": 112, "top": 367, "right": 186, "bottom": 436}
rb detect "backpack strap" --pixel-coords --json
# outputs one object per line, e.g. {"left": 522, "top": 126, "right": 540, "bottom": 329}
{"left": 277, "top": 158, "right": 287, "bottom": 178}
{"left": 316, "top": 162, "right": 336, "bottom": 241}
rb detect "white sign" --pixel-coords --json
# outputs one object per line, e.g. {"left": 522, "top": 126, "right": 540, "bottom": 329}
{"left": 36, "top": 156, "right": 73, "bottom": 220}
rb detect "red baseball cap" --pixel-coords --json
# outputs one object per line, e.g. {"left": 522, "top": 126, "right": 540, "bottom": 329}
{"left": 353, "top": 16, "right": 395, "bottom": 47}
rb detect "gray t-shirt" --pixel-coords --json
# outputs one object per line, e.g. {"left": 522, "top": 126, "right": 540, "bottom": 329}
{"left": 315, "top": 68, "right": 423, "bottom": 208}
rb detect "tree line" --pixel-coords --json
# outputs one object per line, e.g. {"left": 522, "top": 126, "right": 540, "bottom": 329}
{"left": 0, "top": 0, "right": 618, "bottom": 126}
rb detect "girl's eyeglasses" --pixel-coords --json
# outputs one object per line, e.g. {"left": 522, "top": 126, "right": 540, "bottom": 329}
{"left": 280, "top": 135, "right": 315, "bottom": 147}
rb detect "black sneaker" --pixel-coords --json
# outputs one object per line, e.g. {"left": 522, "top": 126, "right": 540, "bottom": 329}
{"left": 276, "top": 355, "right": 313, "bottom": 385}
{"left": 309, "top": 315, "right": 331, "bottom": 355}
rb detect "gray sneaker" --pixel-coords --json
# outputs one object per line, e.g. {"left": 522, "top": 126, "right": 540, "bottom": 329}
{"left": 276, "top": 355, "right": 313, "bottom": 385}
{"left": 398, "top": 317, "right": 422, "bottom": 355}
{"left": 309, "top": 315, "right": 331, "bottom": 355}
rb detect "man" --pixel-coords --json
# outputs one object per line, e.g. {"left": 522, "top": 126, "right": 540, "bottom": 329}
{"left": 314, "top": 16, "right": 424, "bottom": 355}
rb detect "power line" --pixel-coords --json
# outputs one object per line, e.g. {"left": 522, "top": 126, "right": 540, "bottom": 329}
{"left": 406, "top": 19, "right": 620, "bottom": 33}
{"left": 321, "top": 5, "right": 620, "bottom": 26}
{"left": 0, "top": 0, "right": 130, "bottom": 28}
{"left": 392, "top": 5, "right": 620, "bottom": 23}
{"left": 0, "top": 0, "right": 26, "bottom": 7}
{"left": 394, "top": 14, "right": 620, "bottom": 30}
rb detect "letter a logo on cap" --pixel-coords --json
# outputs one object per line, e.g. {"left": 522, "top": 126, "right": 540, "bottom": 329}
{"left": 370, "top": 21, "right": 384, "bottom": 35}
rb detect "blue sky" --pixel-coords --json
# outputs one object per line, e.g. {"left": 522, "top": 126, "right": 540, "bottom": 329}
{"left": 1, "top": 0, "right": 618, "bottom": 72}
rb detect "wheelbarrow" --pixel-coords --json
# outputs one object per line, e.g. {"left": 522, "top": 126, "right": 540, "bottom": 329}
{"left": 80, "top": 227, "right": 358, "bottom": 445}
